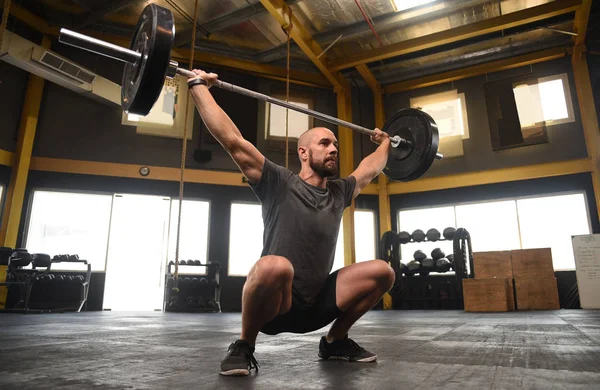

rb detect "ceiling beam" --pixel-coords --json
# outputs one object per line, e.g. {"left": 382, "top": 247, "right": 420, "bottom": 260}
{"left": 175, "top": 0, "right": 299, "bottom": 48}
{"left": 387, "top": 158, "right": 593, "bottom": 195}
{"left": 76, "top": 0, "right": 137, "bottom": 29}
{"left": 355, "top": 64, "right": 382, "bottom": 94}
{"left": 329, "top": 0, "right": 581, "bottom": 71}
{"left": 171, "top": 49, "right": 330, "bottom": 88}
{"left": 259, "top": 0, "right": 348, "bottom": 90}
{"left": 573, "top": 0, "right": 592, "bottom": 46}
{"left": 3, "top": 3, "right": 329, "bottom": 88}
{"left": 385, "top": 46, "right": 568, "bottom": 94}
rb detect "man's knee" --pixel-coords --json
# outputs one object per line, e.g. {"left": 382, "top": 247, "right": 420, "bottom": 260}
{"left": 372, "top": 259, "right": 395, "bottom": 291}
{"left": 250, "top": 255, "right": 294, "bottom": 286}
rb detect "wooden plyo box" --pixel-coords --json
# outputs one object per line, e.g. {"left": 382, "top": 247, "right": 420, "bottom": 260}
{"left": 511, "top": 248, "right": 554, "bottom": 279}
{"left": 472, "top": 251, "right": 515, "bottom": 311}
{"left": 463, "top": 278, "right": 511, "bottom": 312}
{"left": 514, "top": 277, "right": 560, "bottom": 310}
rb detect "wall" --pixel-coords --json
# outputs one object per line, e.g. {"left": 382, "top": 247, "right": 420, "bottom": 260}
{"left": 385, "top": 57, "right": 588, "bottom": 179}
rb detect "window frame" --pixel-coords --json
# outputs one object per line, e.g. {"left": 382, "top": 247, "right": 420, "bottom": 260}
{"left": 512, "top": 72, "right": 576, "bottom": 130}
{"left": 264, "top": 93, "right": 315, "bottom": 152}
{"left": 23, "top": 187, "right": 116, "bottom": 272}
{"left": 227, "top": 200, "right": 264, "bottom": 277}
{"left": 167, "top": 196, "right": 212, "bottom": 275}
{"left": 396, "top": 190, "right": 592, "bottom": 272}
{"left": 409, "top": 89, "right": 470, "bottom": 140}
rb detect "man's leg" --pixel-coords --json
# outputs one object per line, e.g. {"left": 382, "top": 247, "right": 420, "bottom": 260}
{"left": 326, "top": 259, "right": 395, "bottom": 341}
{"left": 240, "top": 255, "right": 294, "bottom": 345}
{"left": 220, "top": 255, "right": 293, "bottom": 376}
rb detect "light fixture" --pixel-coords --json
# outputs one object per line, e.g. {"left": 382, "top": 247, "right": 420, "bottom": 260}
{"left": 391, "top": 0, "right": 436, "bottom": 12}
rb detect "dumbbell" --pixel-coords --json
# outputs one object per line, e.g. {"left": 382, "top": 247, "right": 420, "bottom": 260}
{"left": 443, "top": 227, "right": 456, "bottom": 240}
{"left": 414, "top": 250, "right": 427, "bottom": 262}
{"left": 436, "top": 258, "right": 452, "bottom": 273}
{"left": 431, "top": 248, "right": 445, "bottom": 260}
{"left": 426, "top": 228, "right": 441, "bottom": 242}
{"left": 421, "top": 258, "right": 434, "bottom": 275}
{"left": 405, "top": 260, "right": 420, "bottom": 276}
{"left": 411, "top": 229, "right": 426, "bottom": 242}
{"left": 194, "top": 260, "right": 201, "bottom": 266}
{"left": 398, "top": 231, "right": 411, "bottom": 244}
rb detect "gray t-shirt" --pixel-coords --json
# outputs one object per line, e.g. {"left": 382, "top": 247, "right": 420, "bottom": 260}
{"left": 250, "top": 158, "right": 357, "bottom": 304}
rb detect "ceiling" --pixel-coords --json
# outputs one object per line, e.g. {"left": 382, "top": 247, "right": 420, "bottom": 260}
{"left": 8, "top": 0, "right": 600, "bottom": 89}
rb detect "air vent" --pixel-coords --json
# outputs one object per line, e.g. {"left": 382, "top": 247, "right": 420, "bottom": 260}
{"left": 39, "top": 51, "right": 96, "bottom": 85}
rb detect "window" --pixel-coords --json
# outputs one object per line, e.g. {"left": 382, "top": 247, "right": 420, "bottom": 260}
{"left": 25, "top": 190, "right": 113, "bottom": 271}
{"left": 168, "top": 199, "right": 210, "bottom": 275}
{"left": 517, "top": 194, "right": 590, "bottom": 270}
{"left": 266, "top": 96, "right": 314, "bottom": 142}
{"left": 455, "top": 200, "right": 521, "bottom": 252}
{"left": 228, "top": 202, "right": 264, "bottom": 276}
{"left": 410, "top": 90, "right": 468, "bottom": 158}
{"left": 397, "top": 192, "right": 591, "bottom": 271}
{"left": 513, "top": 73, "right": 574, "bottom": 129}
{"left": 332, "top": 210, "right": 378, "bottom": 273}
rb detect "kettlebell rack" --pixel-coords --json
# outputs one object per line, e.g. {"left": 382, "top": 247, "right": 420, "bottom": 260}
{"left": 164, "top": 260, "right": 221, "bottom": 313}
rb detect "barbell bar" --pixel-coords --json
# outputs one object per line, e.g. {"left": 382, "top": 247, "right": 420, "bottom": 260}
{"left": 59, "top": 27, "right": 441, "bottom": 158}
{"left": 57, "top": 3, "right": 443, "bottom": 181}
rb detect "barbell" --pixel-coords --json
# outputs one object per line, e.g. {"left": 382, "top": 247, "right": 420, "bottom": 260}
{"left": 57, "top": 3, "right": 442, "bottom": 181}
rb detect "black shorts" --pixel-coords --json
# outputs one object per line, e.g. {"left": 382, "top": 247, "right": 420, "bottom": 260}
{"left": 260, "top": 270, "right": 342, "bottom": 335}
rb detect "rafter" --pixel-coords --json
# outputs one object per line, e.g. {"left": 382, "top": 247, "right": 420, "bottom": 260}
{"left": 385, "top": 46, "right": 568, "bottom": 94}
{"left": 329, "top": 0, "right": 581, "bottom": 71}
{"left": 259, "top": 0, "right": 348, "bottom": 90}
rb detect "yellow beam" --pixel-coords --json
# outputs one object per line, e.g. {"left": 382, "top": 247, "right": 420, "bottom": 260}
{"left": 337, "top": 89, "right": 355, "bottom": 266}
{"left": 573, "top": 0, "right": 592, "bottom": 46}
{"left": 259, "top": 0, "right": 348, "bottom": 89}
{"left": 355, "top": 64, "right": 382, "bottom": 95}
{"left": 171, "top": 49, "right": 330, "bottom": 89}
{"left": 572, "top": 50, "right": 600, "bottom": 222}
{"left": 29, "top": 158, "right": 248, "bottom": 187}
{"left": 330, "top": 0, "right": 581, "bottom": 71}
{"left": 385, "top": 46, "right": 568, "bottom": 94}
{"left": 0, "top": 149, "right": 14, "bottom": 166}
{"left": 361, "top": 183, "right": 378, "bottom": 195}
{"left": 0, "top": 37, "right": 48, "bottom": 247}
{"left": 388, "top": 158, "right": 593, "bottom": 195}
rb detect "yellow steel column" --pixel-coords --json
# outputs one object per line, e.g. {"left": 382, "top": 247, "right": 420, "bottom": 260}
{"left": 572, "top": 46, "right": 600, "bottom": 222}
{"left": 337, "top": 88, "right": 356, "bottom": 266}
{"left": 0, "top": 37, "right": 48, "bottom": 247}
{"left": 374, "top": 90, "right": 394, "bottom": 309}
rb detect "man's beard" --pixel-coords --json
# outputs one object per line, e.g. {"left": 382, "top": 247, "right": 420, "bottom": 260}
{"left": 309, "top": 149, "right": 337, "bottom": 177}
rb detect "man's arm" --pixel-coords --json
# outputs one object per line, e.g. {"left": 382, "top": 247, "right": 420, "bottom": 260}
{"left": 349, "top": 129, "right": 390, "bottom": 198}
{"left": 188, "top": 70, "right": 264, "bottom": 184}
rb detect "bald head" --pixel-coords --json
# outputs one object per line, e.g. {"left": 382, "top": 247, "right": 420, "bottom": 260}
{"left": 298, "top": 127, "right": 335, "bottom": 149}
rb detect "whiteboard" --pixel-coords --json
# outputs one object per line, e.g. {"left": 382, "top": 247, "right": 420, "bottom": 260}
{"left": 571, "top": 234, "right": 600, "bottom": 309}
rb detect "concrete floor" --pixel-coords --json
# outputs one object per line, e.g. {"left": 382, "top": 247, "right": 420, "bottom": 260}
{"left": 0, "top": 310, "right": 599, "bottom": 389}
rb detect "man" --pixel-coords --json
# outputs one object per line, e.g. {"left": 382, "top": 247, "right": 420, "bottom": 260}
{"left": 188, "top": 70, "right": 396, "bottom": 376}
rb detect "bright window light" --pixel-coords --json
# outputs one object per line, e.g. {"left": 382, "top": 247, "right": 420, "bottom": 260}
{"left": 513, "top": 74, "right": 573, "bottom": 128}
{"left": 25, "top": 190, "right": 113, "bottom": 271}
{"left": 355, "top": 210, "right": 377, "bottom": 263}
{"left": 517, "top": 194, "right": 590, "bottom": 270}
{"left": 410, "top": 90, "right": 469, "bottom": 139}
{"left": 332, "top": 222, "right": 345, "bottom": 273}
{"left": 393, "top": 0, "right": 436, "bottom": 12}
{"left": 268, "top": 100, "right": 311, "bottom": 139}
{"left": 228, "top": 203, "right": 264, "bottom": 276}
{"left": 168, "top": 200, "right": 210, "bottom": 275}
{"left": 455, "top": 200, "right": 521, "bottom": 252}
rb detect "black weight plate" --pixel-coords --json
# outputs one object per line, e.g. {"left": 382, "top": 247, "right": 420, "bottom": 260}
{"left": 122, "top": 4, "right": 175, "bottom": 115}
{"left": 382, "top": 108, "right": 439, "bottom": 181}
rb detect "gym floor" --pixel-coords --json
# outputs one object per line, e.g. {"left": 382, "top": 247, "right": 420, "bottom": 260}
{"left": 1, "top": 310, "right": 599, "bottom": 389}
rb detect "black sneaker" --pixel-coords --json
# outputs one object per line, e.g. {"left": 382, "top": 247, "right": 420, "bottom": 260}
{"left": 219, "top": 339, "right": 259, "bottom": 376}
{"left": 318, "top": 335, "right": 377, "bottom": 362}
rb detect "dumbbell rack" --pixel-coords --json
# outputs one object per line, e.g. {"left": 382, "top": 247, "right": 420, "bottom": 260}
{"left": 164, "top": 260, "right": 221, "bottom": 313}
{"left": 386, "top": 228, "right": 474, "bottom": 310}
{"left": 0, "top": 250, "right": 92, "bottom": 313}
